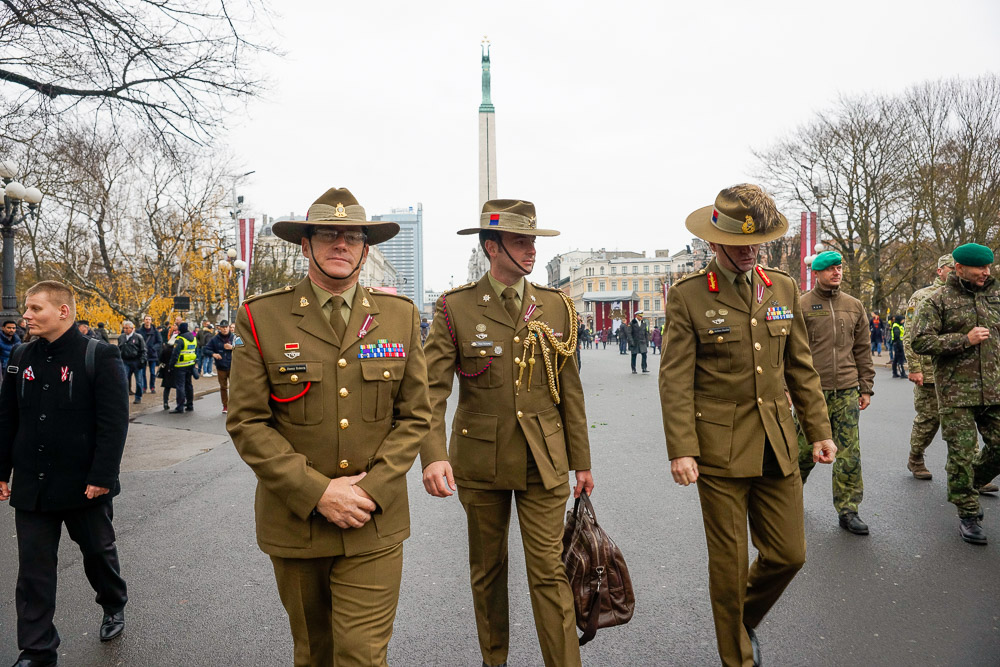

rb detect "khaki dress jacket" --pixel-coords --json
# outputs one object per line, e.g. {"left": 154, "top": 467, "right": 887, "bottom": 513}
{"left": 227, "top": 279, "right": 431, "bottom": 558}
{"left": 421, "top": 275, "right": 591, "bottom": 491}
{"left": 659, "top": 260, "right": 832, "bottom": 477}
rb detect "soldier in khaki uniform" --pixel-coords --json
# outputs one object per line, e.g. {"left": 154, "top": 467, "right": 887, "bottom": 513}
{"left": 660, "top": 184, "right": 835, "bottom": 667}
{"left": 227, "top": 187, "right": 431, "bottom": 667}
{"left": 421, "top": 199, "right": 593, "bottom": 667}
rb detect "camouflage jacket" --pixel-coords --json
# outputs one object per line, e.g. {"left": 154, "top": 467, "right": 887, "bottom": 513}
{"left": 911, "top": 272, "right": 1000, "bottom": 407}
{"left": 903, "top": 277, "right": 945, "bottom": 383}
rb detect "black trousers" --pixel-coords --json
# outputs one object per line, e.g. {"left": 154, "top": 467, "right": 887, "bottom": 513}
{"left": 892, "top": 344, "right": 906, "bottom": 377}
{"left": 631, "top": 351, "right": 647, "bottom": 372}
{"left": 174, "top": 367, "right": 194, "bottom": 409}
{"left": 15, "top": 501, "right": 128, "bottom": 661}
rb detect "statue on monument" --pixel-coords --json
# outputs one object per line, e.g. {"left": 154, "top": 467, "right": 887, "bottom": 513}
{"left": 481, "top": 38, "right": 492, "bottom": 107}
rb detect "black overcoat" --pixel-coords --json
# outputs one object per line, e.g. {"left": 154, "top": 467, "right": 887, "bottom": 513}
{"left": 0, "top": 326, "right": 129, "bottom": 511}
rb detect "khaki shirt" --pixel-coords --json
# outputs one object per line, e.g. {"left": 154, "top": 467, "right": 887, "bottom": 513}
{"left": 227, "top": 279, "right": 431, "bottom": 558}
{"left": 659, "top": 259, "right": 832, "bottom": 477}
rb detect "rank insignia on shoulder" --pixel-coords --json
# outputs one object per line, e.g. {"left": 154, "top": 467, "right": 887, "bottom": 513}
{"left": 707, "top": 272, "right": 719, "bottom": 292}
{"left": 300, "top": 297, "right": 309, "bottom": 307}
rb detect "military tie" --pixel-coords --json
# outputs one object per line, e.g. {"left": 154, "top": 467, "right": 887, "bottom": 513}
{"left": 737, "top": 276, "right": 752, "bottom": 308}
{"left": 330, "top": 295, "right": 347, "bottom": 344}
{"left": 501, "top": 287, "right": 520, "bottom": 325}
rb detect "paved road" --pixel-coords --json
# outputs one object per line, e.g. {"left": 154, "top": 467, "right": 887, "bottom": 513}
{"left": 1, "top": 348, "right": 998, "bottom": 665}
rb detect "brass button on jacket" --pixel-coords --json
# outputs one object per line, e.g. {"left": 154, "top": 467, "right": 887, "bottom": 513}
{"left": 338, "top": 358, "right": 347, "bottom": 368}
{"left": 339, "top": 418, "right": 349, "bottom": 429}
{"left": 339, "top": 387, "right": 349, "bottom": 397}
{"left": 339, "top": 460, "right": 349, "bottom": 469}
{"left": 290, "top": 374, "right": 299, "bottom": 383}
{"left": 383, "top": 370, "right": 391, "bottom": 379}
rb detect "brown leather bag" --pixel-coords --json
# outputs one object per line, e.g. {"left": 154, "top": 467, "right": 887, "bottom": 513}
{"left": 562, "top": 492, "right": 635, "bottom": 645}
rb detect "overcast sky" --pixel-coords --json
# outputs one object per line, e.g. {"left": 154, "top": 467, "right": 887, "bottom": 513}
{"left": 224, "top": 0, "right": 1000, "bottom": 292}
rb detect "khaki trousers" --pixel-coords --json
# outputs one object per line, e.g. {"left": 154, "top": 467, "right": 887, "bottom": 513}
{"left": 458, "top": 465, "right": 580, "bottom": 667}
{"left": 697, "top": 472, "right": 806, "bottom": 667}
{"left": 270, "top": 543, "right": 403, "bottom": 667}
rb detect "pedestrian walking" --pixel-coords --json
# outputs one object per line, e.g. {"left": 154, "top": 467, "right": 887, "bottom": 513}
{"left": 117, "top": 320, "right": 148, "bottom": 405}
{"left": 651, "top": 324, "right": 662, "bottom": 354}
{"left": 628, "top": 310, "right": 650, "bottom": 373}
{"left": 0, "top": 280, "right": 130, "bottom": 665}
{"left": 227, "top": 187, "right": 431, "bottom": 666}
{"left": 196, "top": 321, "right": 215, "bottom": 377}
{"left": 869, "top": 312, "right": 884, "bottom": 356}
{"left": 157, "top": 339, "right": 175, "bottom": 410}
{"left": 660, "top": 184, "right": 835, "bottom": 667}
{"left": 421, "top": 198, "right": 594, "bottom": 667}
{"left": 94, "top": 322, "right": 111, "bottom": 344}
{"left": 203, "top": 319, "right": 235, "bottom": 414}
{"left": 138, "top": 315, "right": 162, "bottom": 395}
{"left": 0, "top": 319, "right": 22, "bottom": 378}
{"left": 796, "top": 251, "right": 875, "bottom": 535}
{"left": 169, "top": 322, "right": 197, "bottom": 413}
{"left": 911, "top": 243, "right": 1000, "bottom": 545}
{"left": 891, "top": 315, "right": 906, "bottom": 378}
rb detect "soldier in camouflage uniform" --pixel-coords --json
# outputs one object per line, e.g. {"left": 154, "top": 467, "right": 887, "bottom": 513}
{"left": 911, "top": 243, "right": 1000, "bottom": 545}
{"left": 903, "top": 254, "right": 954, "bottom": 480}
{"left": 796, "top": 251, "right": 875, "bottom": 535}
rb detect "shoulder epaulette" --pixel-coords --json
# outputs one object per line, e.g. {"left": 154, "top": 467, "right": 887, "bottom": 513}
{"left": 242, "top": 285, "right": 294, "bottom": 305}
{"left": 530, "top": 282, "right": 566, "bottom": 294}
{"left": 762, "top": 265, "right": 791, "bottom": 277}
{"left": 672, "top": 272, "right": 703, "bottom": 286}
{"left": 367, "top": 287, "right": 413, "bottom": 303}
{"left": 442, "top": 282, "right": 476, "bottom": 296}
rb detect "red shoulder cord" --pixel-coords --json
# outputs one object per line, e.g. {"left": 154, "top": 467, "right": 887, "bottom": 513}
{"left": 440, "top": 294, "right": 492, "bottom": 378}
{"left": 243, "top": 302, "right": 311, "bottom": 403}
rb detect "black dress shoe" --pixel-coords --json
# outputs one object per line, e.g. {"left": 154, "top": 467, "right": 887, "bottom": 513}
{"left": 745, "top": 624, "right": 762, "bottom": 666}
{"left": 11, "top": 658, "right": 58, "bottom": 667}
{"left": 960, "top": 517, "right": 988, "bottom": 545}
{"left": 100, "top": 610, "right": 125, "bottom": 641}
{"left": 169, "top": 408, "right": 184, "bottom": 413}
{"left": 838, "top": 512, "right": 869, "bottom": 535}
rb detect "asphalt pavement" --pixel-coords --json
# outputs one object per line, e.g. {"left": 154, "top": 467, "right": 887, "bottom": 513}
{"left": 1, "top": 347, "right": 998, "bottom": 665}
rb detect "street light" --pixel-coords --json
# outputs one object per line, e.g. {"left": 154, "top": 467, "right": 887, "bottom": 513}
{"left": 0, "top": 161, "right": 42, "bottom": 319}
{"left": 217, "top": 246, "right": 247, "bottom": 321}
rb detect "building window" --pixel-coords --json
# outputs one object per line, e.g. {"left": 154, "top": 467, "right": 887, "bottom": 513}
{"left": 644, "top": 265, "right": 650, "bottom": 274}
{"left": 611, "top": 280, "right": 617, "bottom": 290}
{"left": 587, "top": 281, "right": 593, "bottom": 291}
{"left": 586, "top": 267, "right": 594, "bottom": 277}
{"left": 632, "top": 266, "right": 638, "bottom": 274}
{"left": 643, "top": 280, "right": 650, "bottom": 291}
{"left": 599, "top": 266, "right": 605, "bottom": 275}
{"left": 599, "top": 280, "right": 605, "bottom": 291}
{"left": 654, "top": 265, "right": 659, "bottom": 273}
{"left": 654, "top": 298, "right": 661, "bottom": 310}
{"left": 644, "top": 298, "right": 650, "bottom": 310}
{"left": 611, "top": 266, "right": 617, "bottom": 275}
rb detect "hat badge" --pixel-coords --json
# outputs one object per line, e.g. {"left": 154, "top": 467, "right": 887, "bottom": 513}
{"left": 334, "top": 203, "right": 347, "bottom": 218}
{"left": 527, "top": 216, "right": 537, "bottom": 229}
{"left": 742, "top": 215, "right": 755, "bottom": 234}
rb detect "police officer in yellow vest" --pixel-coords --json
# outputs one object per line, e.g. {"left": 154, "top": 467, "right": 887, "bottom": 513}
{"left": 660, "top": 184, "right": 835, "bottom": 667}
{"left": 227, "top": 187, "right": 432, "bottom": 666}
{"left": 421, "top": 199, "right": 593, "bottom": 667}
{"left": 169, "top": 321, "right": 198, "bottom": 413}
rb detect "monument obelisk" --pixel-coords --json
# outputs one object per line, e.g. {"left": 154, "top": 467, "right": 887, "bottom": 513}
{"left": 467, "top": 37, "right": 495, "bottom": 281}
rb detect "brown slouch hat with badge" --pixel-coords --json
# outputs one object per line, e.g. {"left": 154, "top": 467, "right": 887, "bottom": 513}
{"left": 271, "top": 187, "right": 400, "bottom": 245}
{"left": 457, "top": 199, "right": 560, "bottom": 237}
{"left": 686, "top": 184, "right": 789, "bottom": 244}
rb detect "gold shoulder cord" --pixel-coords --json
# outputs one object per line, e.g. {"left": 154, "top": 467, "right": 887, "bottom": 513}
{"left": 515, "top": 292, "right": 579, "bottom": 404}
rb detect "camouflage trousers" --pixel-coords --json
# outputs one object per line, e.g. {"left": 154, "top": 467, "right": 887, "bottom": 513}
{"left": 910, "top": 383, "right": 940, "bottom": 459}
{"left": 939, "top": 404, "right": 1000, "bottom": 518}
{"left": 798, "top": 388, "right": 863, "bottom": 515}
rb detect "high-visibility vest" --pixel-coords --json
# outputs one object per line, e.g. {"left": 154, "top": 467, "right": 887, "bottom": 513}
{"left": 175, "top": 336, "right": 197, "bottom": 367}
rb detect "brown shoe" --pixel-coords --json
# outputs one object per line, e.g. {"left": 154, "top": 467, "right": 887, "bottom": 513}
{"left": 908, "top": 456, "right": 932, "bottom": 480}
{"left": 977, "top": 482, "right": 999, "bottom": 494}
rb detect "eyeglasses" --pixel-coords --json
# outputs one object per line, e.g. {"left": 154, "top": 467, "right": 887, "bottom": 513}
{"left": 311, "top": 229, "right": 367, "bottom": 246}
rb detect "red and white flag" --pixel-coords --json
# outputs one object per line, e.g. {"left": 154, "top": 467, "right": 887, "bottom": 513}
{"left": 238, "top": 217, "right": 256, "bottom": 303}
{"left": 23, "top": 366, "right": 34, "bottom": 381}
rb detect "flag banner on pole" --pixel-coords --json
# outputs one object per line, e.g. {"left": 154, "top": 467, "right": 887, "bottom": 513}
{"left": 238, "top": 218, "right": 255, "bottom": 302}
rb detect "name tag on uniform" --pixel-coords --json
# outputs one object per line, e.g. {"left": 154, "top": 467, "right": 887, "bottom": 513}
{"left": 707, "top": 327, "right": 731, "bottom": 335}
{"left": 470, "top": 341, "right": 494, "bottom": 347}
{"left": 278, "top": 364, "right": 307, "bottom": 373}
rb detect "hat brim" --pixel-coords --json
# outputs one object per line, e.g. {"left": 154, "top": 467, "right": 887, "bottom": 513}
{"left": 271, "top": 219, "right": 400, "bottom": 245}
{"left": 685, "top": 205, "right": 789, "bottom": 244}
{"left": 456, "top": 225, "right": 559, "bottom": 237}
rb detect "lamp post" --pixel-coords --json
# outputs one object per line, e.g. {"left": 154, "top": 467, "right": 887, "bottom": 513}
{"left": 0, "top": 160, "right": 42, "bottom": 320}
{"left": 218, "top": 247, "right": 246, "bottom": 322}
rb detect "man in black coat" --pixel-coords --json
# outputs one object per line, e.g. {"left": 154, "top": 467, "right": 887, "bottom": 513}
{"left": 117, "top": 320, "right": 147, "bottom": 404}
{"left": 0, "top": 280, "right": 130, "bottom": 666}
{"left": 628, "top": 310, "right": 650, "bottom": 374}
{"left": 203, "top": 319, "right": 235, "bottom": 414}
{"left": 138, "top": 315, "right": 162, "bottom": 394}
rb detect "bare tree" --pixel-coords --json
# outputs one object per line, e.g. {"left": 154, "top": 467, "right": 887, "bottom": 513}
{"left": 0, "top": 0, "right": 275, "bottom": 146}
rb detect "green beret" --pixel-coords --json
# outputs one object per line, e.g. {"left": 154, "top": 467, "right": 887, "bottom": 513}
{"left": 811, "top": 251, "right": 843, "bottom": 272}
{"left": 952, "top": 243, "right": 995, "bottom": 267}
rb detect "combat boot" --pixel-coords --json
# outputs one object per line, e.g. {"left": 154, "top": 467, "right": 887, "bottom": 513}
{"left": 907, "top": 455, "right": 932, "bottom": 480}
{"left": 839, "top": 512, "right": 869, "bottom": 535}
{"left": 959, "top": 517, "right": 987, "bottom": 545}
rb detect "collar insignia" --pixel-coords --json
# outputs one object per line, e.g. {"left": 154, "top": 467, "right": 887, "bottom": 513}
{"left": 482, "top": 294, "right": 491, "bottom": 302}
{"left": 362, "top": 297, "right": 370, "bottom": 307}
{"left": 299, "top": 297, "right": 309, "bottom": 307}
